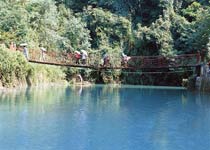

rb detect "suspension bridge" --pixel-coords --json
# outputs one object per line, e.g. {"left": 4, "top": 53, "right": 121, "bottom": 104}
{"left": 27, "top": 50, "right": 202, "bottom": 74}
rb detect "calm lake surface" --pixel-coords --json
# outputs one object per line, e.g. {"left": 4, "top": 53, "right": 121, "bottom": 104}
{"left": 0, "top": 85, "right": 210, "bottom": 150}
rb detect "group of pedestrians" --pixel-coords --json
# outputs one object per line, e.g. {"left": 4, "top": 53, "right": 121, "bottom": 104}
{"left": 74, "top": 50, "right": 88, "bottom": 65}
{"left": 101, "top": 51, "right": 131, "bottom": 67}
{"left": 2, "top": 40, "right": 131, "bottom": 67}
{"left": 20, "top": 43, "right": 89, "bottom": 64}
{"left": 74, "top": 50, "right": 131, "bottom": 67}
{"left": 19, "top": 43, "right": 46, "bottom": 61}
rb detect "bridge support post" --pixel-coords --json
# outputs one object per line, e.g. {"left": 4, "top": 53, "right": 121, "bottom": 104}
{"left": 195, "top": 64, "right": 209, "bottom": 91}
{"left": 196, "top": 52, "right": 200, "bottom": 64}
{"left": 195, "top": 76, "right": 202, "bottom": 90}
{"left": 195, "top": 65, "right": 201, "bottom": 76}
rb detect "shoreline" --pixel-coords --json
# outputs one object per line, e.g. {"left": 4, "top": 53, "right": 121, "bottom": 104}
{"left": 0, "top": 81, "right": 197, "bottom": 93}
{"left": 0, "top": 81, "right": 69, "bottom": 93}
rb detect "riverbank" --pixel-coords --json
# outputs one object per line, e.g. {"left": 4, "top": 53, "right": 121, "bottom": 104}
{"left": 0, "top": 81, "right": 69, "bottom": 93}
{"left": 0, "top": 47, "right": 67, "bottom": 89}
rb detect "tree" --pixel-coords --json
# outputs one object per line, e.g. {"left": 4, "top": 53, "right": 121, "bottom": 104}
{"left": 58, "top": 5, "right": 91, "bottom": 51}
{"left": 0, "top": 1, "right": 28, "bottom": 44}
{"left": 182, "top": 2, "right": 202, "bottom": 22}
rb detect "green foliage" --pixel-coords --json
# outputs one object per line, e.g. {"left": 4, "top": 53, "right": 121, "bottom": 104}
{"left": 170, "top": 11, "right": 193, "bottom": 53}
{"left": 28, "top": 63, "right": 65, "bottom": 84}
{"left": 174, "top": 7, "right": 210, "bottom": 54}
{"left": 191, "top": 7, "right": 210, "bottom": 58}
{"left": 26, "top": 0, "right": 60, "bottom": 49}
{"left": 0, "top": 0, "right": 91, "bottom": 53}
{"left": 0, "top": 47, "right": 29, "bottom": 87}
{"left": 134, "top": 11, "right": 175, "bottom": 56}
{"left": 58, "top": 5, "right": 91, "bottom": 51}
{"left": 182, "top": 2, "right": 202, "bottom": 22}
{"left": 81, "top": 7, "right": 131, "bottom": 50}
{"left": 0, "top": 1, "right": 28, "bottom": 43}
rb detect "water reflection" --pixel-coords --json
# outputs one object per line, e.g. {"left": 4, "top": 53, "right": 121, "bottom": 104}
{"left": 0, "top": 85, "right": 210, "bottom": 150}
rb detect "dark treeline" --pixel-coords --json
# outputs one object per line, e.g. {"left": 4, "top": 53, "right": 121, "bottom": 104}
{"left": 0, "top": 0, "right": 210, "bottom": 85}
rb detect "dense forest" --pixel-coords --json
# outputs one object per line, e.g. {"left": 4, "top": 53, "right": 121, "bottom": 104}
{"left": 0, "top": 0, "right": 210, "bottom": 86}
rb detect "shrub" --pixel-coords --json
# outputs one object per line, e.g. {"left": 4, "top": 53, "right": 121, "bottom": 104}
{"left": 0, "top": 47, "right": 29, "bottom": 87}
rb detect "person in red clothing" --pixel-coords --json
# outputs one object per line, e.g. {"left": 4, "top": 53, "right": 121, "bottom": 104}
{"left": 75, "top": 51, "right": 81, "bottom": 64}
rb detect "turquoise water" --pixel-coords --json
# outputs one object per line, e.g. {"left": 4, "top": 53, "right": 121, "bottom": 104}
{"left": 0, "top": 85, "right": 210, "bottom": 150}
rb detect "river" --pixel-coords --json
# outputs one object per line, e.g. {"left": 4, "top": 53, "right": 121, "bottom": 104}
{"left": 0, "top": 85, "right": 210, "bottom": 150}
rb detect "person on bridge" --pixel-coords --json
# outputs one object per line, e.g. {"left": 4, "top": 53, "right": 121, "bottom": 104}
{"left": 121, "top": 52, "right": 131, "bottom": 67}
{"left": 40, "top": 47, "right": 47, "bottom": 61}
{"left": 81, "top": 50, "right": 88, "bottom": 65}
{"left": 75, "top": 51, "right": 81, "bottom": 64}
{"left": 102, "top": 52, "right": 110, "bottom": 67}
{"left": 20, "top": 43, "right": 29, "bottom": 60}
{"left": 23, "top": 45, "right": 29, "bottom": 60}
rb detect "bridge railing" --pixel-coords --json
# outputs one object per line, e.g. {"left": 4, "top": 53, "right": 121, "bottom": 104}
{"left": 128, "top": 56, "right": 168, "bottom": 68}
{"left": 28, "top": 49, "right": 201, "bottom": 69}
{"left": 30, "top": 50, "right": 75, "bottom": 64}
{"left": 127, "top": 53, "right": 200, "bottom": 68}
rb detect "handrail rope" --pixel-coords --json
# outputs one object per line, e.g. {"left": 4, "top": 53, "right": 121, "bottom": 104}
{"left": 30, "top": 50, "right": 199, "bottom": 60}
{"left": 88, "top": 69, "right": 194, "bottom": 74}
{"left": 130, "top": 53, "right": 199, "bottom": 59}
